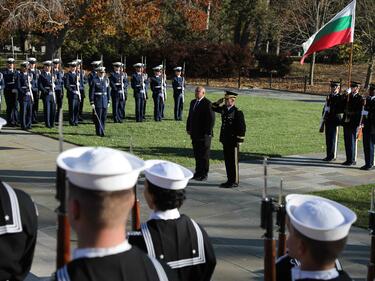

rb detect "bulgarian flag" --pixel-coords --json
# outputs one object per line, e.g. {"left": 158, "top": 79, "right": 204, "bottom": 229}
{"left": 300, "top": 0, "right": 356, "bottom": 64}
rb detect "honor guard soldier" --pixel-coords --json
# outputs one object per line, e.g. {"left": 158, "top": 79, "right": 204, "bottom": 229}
{"left": 89, "top": 67, "right": 110, "bottom": 137}
{"left": 38, "top": 61, "right": 56, "bottom": 128}
{"left": 131, "top": 63, "right": 147, "bottom": 122}
{"left": 76, "top": 59, "right": 86, "bottom": 121}
{"left": 0, "top": 70, "right": 4, "bottom": 112}
{"left": 2, "top": 58, "right": 19, "bottom": 126}
{"left": 0, "top": 180, "right": 38, "bottom": 281}
{"left": 52, "top": 59, "right": 64, "bottom": 118}
{"left": 341, "top": 82, "right": 363, "bottom": 166}
{"left": 143, "top": 65, "right": 149, "bottom": 120}
{"left": 172, "top": 67, "right": 184, "bottom": 121}
{"left": 28, "top": 57, "right": 40, "bottom": 123}
{"left": 17, "top": 61, "right": 34, "bottom": 129}
{"left": 64, "top": 61, "right": 81, "bottom": 126}
{"left": 361, "top": 84, "right": 375, "bottom": 170}
{"left": 150, "top": 65, "right": 164, "bottom": 121}
{"left": 322, "top": 81, "right": 343, "bottom": 162}
{"left": 109, "top": 62, "right": 128, "bottom": 123}
{"left": 276, "top": 194, "right": 356, "bottom": 281}
{"left": 87, "top": 60, "right": 101, "bottom": 92}
{"left": 55, "top": 147, "right": 178, "bottom": 281}
{"left": 128, "top": 160, "right": 216, "bottom": 281}
{"left": 212, "top": 91, "right": 246, "bottom": 188}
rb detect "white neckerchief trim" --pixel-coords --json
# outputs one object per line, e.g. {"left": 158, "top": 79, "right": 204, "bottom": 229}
{"left": 0, "top": 182, "right": 22, "bottom": 235}
{"left": 73, "top": 240, "right": 132, "bottom": 260}
{"left": 291, "top": 267, "right": 339, "bottom": 281}
{"left": 56, "top": 265, "right": 71, "bottom": 281}
{"left": 141, "top": 218, "right": 206, "bottom": 269}
{"left": 148, "top": 256, "right": 169, "bottom": 281}
{"left": 227, "top": 105, "right": 234, "bottom": 111}
{"left": 149, "top": 209, "right": 181, "bottom": 220}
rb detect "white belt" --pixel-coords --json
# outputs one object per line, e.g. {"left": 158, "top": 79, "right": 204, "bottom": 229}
{"left": 94, "top": 92, "right": 106, "bottom": 95}
{"left": 115, "top": 83, "right": 121, "bottom": 85}
{"left": 155, "top": 86, "right": 161, "bottom": 88}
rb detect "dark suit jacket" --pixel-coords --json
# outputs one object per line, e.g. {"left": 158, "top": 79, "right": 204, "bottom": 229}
{"left": 186, "top": 97, "right": 215, "bottom": 140}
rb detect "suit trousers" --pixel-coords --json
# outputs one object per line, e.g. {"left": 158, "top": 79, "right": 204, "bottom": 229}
{"left": 192, "top": 136, "right": 211, "bottom": 177}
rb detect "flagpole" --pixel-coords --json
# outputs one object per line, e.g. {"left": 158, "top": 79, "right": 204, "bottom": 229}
{"left": 348, "top": 42, "right": 354, "bottom": 87}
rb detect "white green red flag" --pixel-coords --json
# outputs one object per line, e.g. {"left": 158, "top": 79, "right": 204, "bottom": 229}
{"left": 300, "top": 0, "right": 356, "bottom": 64}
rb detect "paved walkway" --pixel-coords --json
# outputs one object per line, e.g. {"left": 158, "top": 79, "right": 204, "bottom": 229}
{"left": 0, "top": 126, "right": 373, "bottom": 281}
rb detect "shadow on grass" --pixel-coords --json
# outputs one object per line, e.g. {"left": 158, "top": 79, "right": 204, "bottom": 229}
{"left": 0, "top": 169, "right": 55, "bottom": 184}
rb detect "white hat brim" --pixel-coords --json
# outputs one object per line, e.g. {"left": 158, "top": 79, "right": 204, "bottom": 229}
{"left": 0, "top": 117, "right": 6, "bottom": 130}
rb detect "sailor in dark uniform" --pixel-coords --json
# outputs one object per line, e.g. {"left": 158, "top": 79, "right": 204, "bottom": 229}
{"left": 63, "top": 61, "right": 81, "bottom": 126}
{"left": 2, "top": 58, "right": 19, "bottom": 126}
{"left": 0, "top": 180, "right": 38, "bottom": 281}
{"left": 89, "top": 67, "right": 110, "bottom": 137}
{"left": 341, "top": 82, "right": 363, "bottom": 166}
{"left": 28, "top": 57, "right": 40, "bottom": 123}
{"left": 150, "top": 65, "right": 164, "bottom": 121}
{"left": 52, "top": 59, "right": 64, "bottom": 118}
{"left": 212, "top": 91, "right": 246, "bottom": 188}
{"left": 55, "top": 147, "right": 177, "bottom": 281}
{"left": 172, "top": 67, "right": 185, "bottom": 121}
{"left": 131, "top": 63, "right": 146, "bottom": 122}
{"left": 17, "top": 61, "right": 34, "bottom": 130}
{"left": 39, "top": 60, "right": 57, "bottom": 128}
{"left": 361, "top": 84, "right": 375, "bottom": 170}
{"left": 322, "top": 81, "right": 343, "bottom": 162}
{"left": 128, "top": 160, "right": 216, "bottom": 281}
{"left": 275, "top": 194, "right": 356, "bottom": 281}
{"left": 109, "top": 62, "right": 128, "bottom": 123}
{"left": 76, "top": 59, "right": 86, "bottom": 121}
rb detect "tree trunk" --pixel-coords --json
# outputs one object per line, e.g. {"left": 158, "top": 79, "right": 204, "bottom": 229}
{"left": 44, "top": 29, "right": 67, "bottom": 60}
{"left": 276, "top": 37, "right": 280, "bottom": 55}
{"left": 365, "top": 54, "right": 374, "bottom": 88}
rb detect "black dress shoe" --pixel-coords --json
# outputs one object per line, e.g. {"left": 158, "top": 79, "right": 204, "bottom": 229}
{"left": 219, "top": 182, "right": 239, "bottom": 188}
{"left": 194, "top": 175, "right": 207, "bottom": 181}
{"left": 322, "top": 157, "right": 334, "bottom": 161}
{"left": 342, "top": 161, "right": 356, "bottom": 166}
{"left": 360, "top": 165, "right": 374, "bottom": 170}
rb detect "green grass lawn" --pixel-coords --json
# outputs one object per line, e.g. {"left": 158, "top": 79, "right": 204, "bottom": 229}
{"left": 7, "top": 88, "right": 332, "bottom": 167}
{"left": 311, "top": 185, "right": 374, "bottom": 229}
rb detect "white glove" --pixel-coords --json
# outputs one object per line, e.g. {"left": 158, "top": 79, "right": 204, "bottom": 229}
{"left": 346, "top": 88, "right": 351, "bottom": 94}
{"left": 362, "top": 110, "right": 368, "bottom": 116}
{"left": 91, "top": 104, "right": 95, "bottom": 109}
{"left": 140, "top": 90, "right": 145, "bottom": 94}
{"left": 325, "top": 106, "right": 330, "bottom": 113}
{"left": 75, "top": 91, "right": 80, "bottom": 95}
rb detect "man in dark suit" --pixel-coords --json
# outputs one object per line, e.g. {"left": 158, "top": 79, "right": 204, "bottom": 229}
{"left": 361, "top": 83, "right": 375, "bottom": 170}
{"left": 186, "top": 86, "right": 215, "bottom": 181}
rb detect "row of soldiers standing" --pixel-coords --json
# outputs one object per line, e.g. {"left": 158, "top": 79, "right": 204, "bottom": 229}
{"left": 322, "top": 81, "right": 375, "bottom": 170}
{"left": 0, "top": 57, "right": 186, "bottom": 136}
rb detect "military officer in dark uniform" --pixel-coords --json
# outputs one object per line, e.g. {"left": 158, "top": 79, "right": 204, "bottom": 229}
{"left": 341, "top": 82, "right": 363, "bottom": 166}
{"left": 322, "top": 81, "right": 343, "bottom": 162}
{"left": 212, "top": 91, "right": 246, "bottom": 188}
{"left": 131, "top": 63, "right": 146, "bottom": 122}
{"left": 128, "top": 160, "right": 216, "bottom": 281}
{"left": 361, "top": 84, "right": 375, "bottom": 170}
{"left": 109, "top": 62, "right": 128, "bottom": 123}
{"left": 150, "top": 65, "right": 164, "bottom": 121}
{"left": 186, "top": 86, "right": 215, "bottom": 181}
{"left": 64, "top": 61, "right": 81, "bottom": 126}
{"left": 0, "top": 180, "right": 38, "bottom": 281}
{"left": 88, "top": 60, "right": 101, "bottom": 93}
{"left": 17, "top": 61, "right": 34, "bottom": 130}
{"left": 172, "top": 66, "right": 185, "bottom": 121}
{"left": 76, "top": 59, "right": 86, "bottom": 121}
{"left": 0, "top": 70, "right": 4, "bottom": 113}
{"left": 89, "top": 66, "right": 110, "bottom": 137}
{"left": 52, "top": 59, "right": 64, "bottom": 118}
{"left": 2, "top": 58, "right": 19, "bottom": 126}
{"left": 39, "top": 61, "right": 57, "bottom": 128}
{"left": 28, "top": 57, "right": 40, "bottom": 123}
{"left": 275, "top": 194, "right": 356, "bottom": 281}
{"left": 55, "top": 147, "right": 177, "bottom": 281}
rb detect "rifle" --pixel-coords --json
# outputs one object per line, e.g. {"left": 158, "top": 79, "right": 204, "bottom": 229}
{"left": 182, "top": 62, "right": 186, "bottom": 103}
{"left": 356, "top": 96, "right": 366, "bottom": 141}
{"left": 51, "top": 58, "right": 56, "bottom": 104}
{"left": 129, "top": 139, "right": 141, "bottom": 230}
{"left": 319, "top": 96, "right": 329, "bottom": 133}
{"left": 141, "top": 56, "right": 146, "bottom": 100}
{"left": 56, "top": 109, "right": 71, "bottom": 268}
{"left": 260, "top": 157, "right": 276, "bottom": 281}
{"left": 367, "top": 187, "right": 375, "bottom": 281}
{"left": 120, "top": 56, "right": 125, "bottom": 101}
{"left": 76, "top": 67, "right": 82, "bottom": 102}
{"left": 27, "top": 71, "right": 34, "bottom": 103}
{"left": 276, "top": 178, "right": 286, "bottom": 258}
{"left": 162, "top": 59, "right": 167, "bottom": 102}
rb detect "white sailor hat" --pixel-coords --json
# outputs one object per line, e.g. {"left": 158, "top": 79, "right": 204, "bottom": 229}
{"left": 28, "top": 57, "right": 37, "bottom": 63}
{"left": 20, "top": 61, "right": 29, "bottom": 67}
{"left": 91, "top": 60, "right": 102, "bottom": 66}
{"left": 43, "top": 60, "right": 52, "bottom": 66}
{"left": 152, "top": 65, "right": 163, "bottom": 71}
{"left": 57, "top": 147, "right": 146, "bottom": 191}
{"left": 173, "top": 66, "right": 182, "bottom": 71}
{"left": 95, "top": 66, "right": 106, "bottom": 73}
{"left": 112, "top": 62, "right": 123, "bottom": 67}
{"left": 286, "top": 194, "right": 357, "bottom": 241}
{"left": 144, "top": 160, "right": 193, "bottom": 190}
{"left": 75, "top": 59, "right": 82, "bottom": 65}
{"left": 7, "top": 58, "right": 15, "bottom": 64}
{"left": 52, "top": 58, "right": 61, "bottom": 64}
{"left": 133, "top": 63, "right": 144, "bottom": 68}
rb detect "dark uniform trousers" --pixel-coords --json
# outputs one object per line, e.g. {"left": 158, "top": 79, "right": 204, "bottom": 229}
{"left": 39, "top": 71, "right": 56, "bottom": 128}
{"left": 3, "top": 69, "right": 19, "bottom": 126}
{"left": 131, "top": 73, "right": 146, "bottom": 122}
{"left": 362, "top": 96, "right": 375, "bottom": 167}
{"left": 55, "top": 89, "right": 63, "bottom": 117}
{"left": 323, "top": 93, "right": 342, "bottom": 160}
{"left": 150, "top": 76, "right": 163, "bottom": 121}
{"left": 17, "top": 72, "right": 33, "bottom": 129}
{"left": 342, "top": 94, "right": 363, "bottom": 163}
{"left": 90, "top": 77, "right": 110, "bottom": 136}
{"left": 29, "top": 69, "right": 40, "bottom": 123}
{"left": 174, "top": 94, "right": 184, "bottom": 120}
{"left": 68, "top": 95, "right": 80, "bottom": 126}
{"left": 223, "top": 142, "right": 240, "bottom": 184}
{"left": 325, "top": 122, "right": 339, "bottom": 160}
